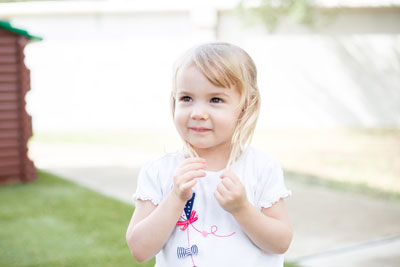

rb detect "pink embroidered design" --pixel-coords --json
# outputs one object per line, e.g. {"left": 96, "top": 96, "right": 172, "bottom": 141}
{"left": 176, "top": 192, "right": 235, "bottom": 266}
{"left": 201, "top": 231, "right": 208, "bottom": 237}
{"left": 176, "top": 211, "right": 198, "bottom": 231}
{"left": 176, "top": 209, "right": 236, "bottom": 238}
{"left": 191, "top": 223, "right": 236, "bottom": 238}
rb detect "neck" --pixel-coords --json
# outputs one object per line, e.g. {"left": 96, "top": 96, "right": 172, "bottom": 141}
{"left": 193, "top": 146, "right": 231, "bottom": 171}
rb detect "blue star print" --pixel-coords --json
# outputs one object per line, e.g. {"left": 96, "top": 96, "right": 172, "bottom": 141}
{"left": 184, "top": 192, "right": 196, "bottom": 220}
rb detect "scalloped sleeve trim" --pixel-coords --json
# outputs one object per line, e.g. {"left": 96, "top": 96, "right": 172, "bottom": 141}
{"left": 259, "top": 190, "right": 292, "bottom": 209}
{"left": 132, "top": 193, "right": 160, "bottom": 206}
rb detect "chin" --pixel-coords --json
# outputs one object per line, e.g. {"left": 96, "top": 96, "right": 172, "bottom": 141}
{"left": 188, "top": 141, "right": 213, "bottom": 150}
{"left": 191, "top": 143, "right": 210, "bottom": 149}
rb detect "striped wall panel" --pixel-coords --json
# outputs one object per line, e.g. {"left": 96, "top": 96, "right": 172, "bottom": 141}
{"left": 0, "top": 27, "right": 36, "bottom": 184}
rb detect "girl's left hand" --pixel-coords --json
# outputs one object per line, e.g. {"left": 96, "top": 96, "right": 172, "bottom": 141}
{"left": 214, "top": 170, "right": 248, "bottom": 214}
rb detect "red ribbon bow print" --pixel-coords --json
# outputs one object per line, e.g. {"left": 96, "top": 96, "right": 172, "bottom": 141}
{"left": 176, "top": 210, "right": 198, "bottom": 231}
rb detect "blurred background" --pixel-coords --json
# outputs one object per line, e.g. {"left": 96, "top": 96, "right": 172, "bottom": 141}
{"left": 1, "top": 0, "right": 399, "bottom": 192}
{"left": 0, "top": 0, "right": 399, "bottom": 267}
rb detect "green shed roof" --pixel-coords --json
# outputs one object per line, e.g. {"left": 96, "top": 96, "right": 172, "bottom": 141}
{"left": 0, "top": 20, "right": 42, "bottom": 41}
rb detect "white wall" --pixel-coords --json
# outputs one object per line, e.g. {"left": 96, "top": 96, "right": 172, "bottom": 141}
{"left": 1, "top": 2, "right": 399, "bottom": 132}
{"left": 20, "top": 12, "right": 195, "bottom": 132}
{"left": 218, "top": 7, "right": 400, "bottom": 128}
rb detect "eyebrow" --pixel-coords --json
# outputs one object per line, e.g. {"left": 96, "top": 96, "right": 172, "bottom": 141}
{"left": 176, "top": 90, "right": 230, "bottom": 97}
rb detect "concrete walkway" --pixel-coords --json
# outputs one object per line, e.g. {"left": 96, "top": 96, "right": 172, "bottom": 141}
{"left": 28, "top": 142, "right": 400, "bottom": 267}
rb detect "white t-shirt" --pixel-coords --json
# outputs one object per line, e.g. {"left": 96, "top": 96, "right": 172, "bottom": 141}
{"left": 133, "top": 146, "right": 292, "bottom": 267}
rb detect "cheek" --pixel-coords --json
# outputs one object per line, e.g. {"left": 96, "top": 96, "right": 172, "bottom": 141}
{"left": 215, "top": 110, "right": 239, "bottom": 128}
{"left": 174, "top": 107, "right": 187, "bottom": 129}
{"left": 217, "top": 113, "right": 240, "bottom": 138}
{"left": 227, "top": 115, "right": 239, "bottom": 131}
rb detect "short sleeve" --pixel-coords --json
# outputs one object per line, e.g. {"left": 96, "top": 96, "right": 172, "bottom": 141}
{"left": 132, "top": 160, "right": 163, "bottom": 206}
{"left": 256, "top": 159, "right": 292, "bottom": 209}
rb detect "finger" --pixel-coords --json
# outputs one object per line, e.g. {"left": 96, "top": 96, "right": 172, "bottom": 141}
{"left": 214, "top": 189, "right": 223, "bottom": 204}
{"left": 179, "top": 162, "right": 207, "bottom": 174}
{"left": 180, "top": 178, "right": 198, "bottom": 192}
{"left": 221, "top": 176, "right": 235, "bottom": 190}
{"left": 221, "top": 169, "right": 233, "bottom": 178}
{"left": 181, "top": 157, "right": 206, "bottom": 167}
{"left": 216, "top": 182, "right": 230, "bottom": 197}
{"left": 221, "top": 171, "right": 238, "bottom": 184}
{"left": 181, "top": 170, "right": 206, "bottom": 183}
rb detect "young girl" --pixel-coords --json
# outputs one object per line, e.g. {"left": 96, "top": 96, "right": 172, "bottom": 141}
{"left": 126, "top": 42, "right": 293, "bottom": 267}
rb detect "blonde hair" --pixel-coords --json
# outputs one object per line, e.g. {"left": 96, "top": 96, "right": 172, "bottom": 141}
{"left": 171, "top": 42, "right": 261, "bottom": 169}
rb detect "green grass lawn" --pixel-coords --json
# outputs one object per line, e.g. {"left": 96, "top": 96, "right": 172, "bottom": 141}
{"left": 0, "top": 170, "right": 154, "bottom": 267}
{"left": 0, "top": 170, "right": 299, "bottom": 267}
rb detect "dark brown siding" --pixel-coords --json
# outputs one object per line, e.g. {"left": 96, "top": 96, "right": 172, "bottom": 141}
{"left": 0, "top": 27, "right": 36, "bottom": 184}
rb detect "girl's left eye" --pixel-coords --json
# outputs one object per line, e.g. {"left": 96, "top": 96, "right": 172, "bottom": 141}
{"left": 210, "top": 97, "right": 223, "bottom": 103}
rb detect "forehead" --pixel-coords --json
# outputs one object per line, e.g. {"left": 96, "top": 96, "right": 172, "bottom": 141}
{"left": 176, "top": 65, "right": 234, "bottom": 96}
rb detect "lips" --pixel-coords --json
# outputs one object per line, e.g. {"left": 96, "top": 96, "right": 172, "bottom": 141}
{"left": 189, "top": 127, "right": 212, "bottom": 133}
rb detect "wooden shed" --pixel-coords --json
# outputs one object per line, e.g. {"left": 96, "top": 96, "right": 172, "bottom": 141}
{"left": 0, "top": 20, "right": 42, "bottom": 185}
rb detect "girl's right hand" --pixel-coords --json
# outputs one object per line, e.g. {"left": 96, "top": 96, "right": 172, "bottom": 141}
{"left": 173, "top": 157, "right": 207, "bottom": 202}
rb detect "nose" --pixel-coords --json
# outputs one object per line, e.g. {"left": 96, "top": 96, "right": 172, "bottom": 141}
{"left": 190, "top": 103, "right": 209, "bottom": 120}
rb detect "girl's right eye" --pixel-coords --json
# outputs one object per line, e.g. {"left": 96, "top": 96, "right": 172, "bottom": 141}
{"left": 180, "top": 96, "right": 192, "bottom": 102}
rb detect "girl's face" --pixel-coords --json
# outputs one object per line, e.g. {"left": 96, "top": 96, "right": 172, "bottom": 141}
{"left": 174, "top": 65, "right": 242, "bottom": 154}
